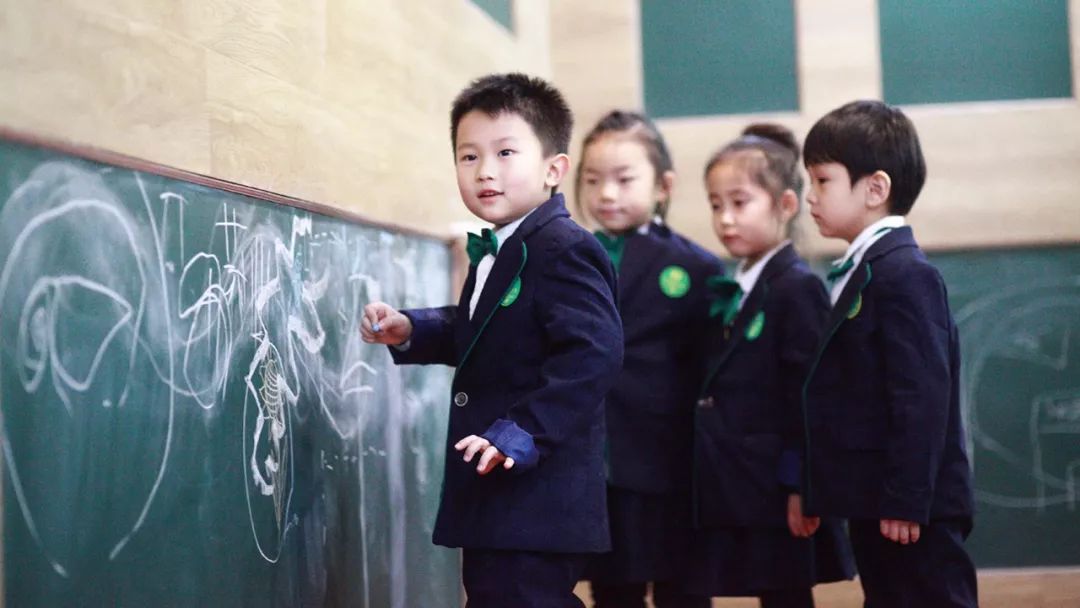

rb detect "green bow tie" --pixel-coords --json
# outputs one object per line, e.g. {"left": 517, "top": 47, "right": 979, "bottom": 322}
{"left": 828, "top": 226, "right": 895, "bottom": 283}
{"left": 593, "top": 231, "right": 626, "bottom": 270}
{"left": 466, "top": 228, "right": 499, "bottom": 266}
{"left": 706, "top": 274, "right": 743, "bottom": 326}
{"left": 826, "top": 256, "right": 854, "bottom": 282}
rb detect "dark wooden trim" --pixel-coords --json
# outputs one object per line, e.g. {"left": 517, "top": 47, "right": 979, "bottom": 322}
{"left": 0, "top": 125, "right": 453, "bottom": 244}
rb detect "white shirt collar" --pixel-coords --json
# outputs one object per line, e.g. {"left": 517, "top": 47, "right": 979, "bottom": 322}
{"left": 734, "top": 240, "right": 791, "bottom": 296}
{"left": 837, "top": 215, "right": 905, "bottom": 265}
{"left": 493, "top": 208, "right": 535, "bottom": 248}
{"left": 828, "top": 216, "right": 905, "bottom": 306}
{"left": 468, "top": 208, "right": 536, "bottom": 319}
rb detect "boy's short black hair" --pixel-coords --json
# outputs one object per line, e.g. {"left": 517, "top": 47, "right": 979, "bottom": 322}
{"left": 450, "top": 73, "right": 573, "bottom": 157}
{"left": 804, "top": 100, "right": 927, "bottom": 215}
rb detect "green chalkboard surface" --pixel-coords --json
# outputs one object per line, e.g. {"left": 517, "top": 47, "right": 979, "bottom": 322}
{"left": 640, "top": 0, "right": 798, "bottom": 117}
{"left": 931, "top": 247, "right": 1080, "bottom": 567}
{"left": 0, "top": 135, "right": 460, "bottom": 605}
{"left": 879, "top": 0, "right": 1073, "bottom": 105}
{"left": 471, "top": 0, "right": 513, "bottom": 32}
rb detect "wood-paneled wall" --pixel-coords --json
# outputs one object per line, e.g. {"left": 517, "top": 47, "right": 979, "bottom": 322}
{"left": 551, "top": 0, "right": 1080, "bottom": 257}
{"left": 0, "top": 0, "right": 552, "bottom": 238}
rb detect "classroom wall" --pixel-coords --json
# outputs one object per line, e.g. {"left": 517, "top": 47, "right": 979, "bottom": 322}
{"left": 550, "top": 0, "right": 1080, "bottom": 258}
{"left": 0, "top": 0, "right": 552, "bottom": 238}
{"left": 3, "top": 0, "right": 1077, "bottom": 253}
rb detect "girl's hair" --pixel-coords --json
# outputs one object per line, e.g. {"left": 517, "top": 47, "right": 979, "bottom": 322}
{"left": 575, "top": 110, "right": 675, "bottom": 221}
{"left": 704, "top": 123, "right": 803, "bottom": 203}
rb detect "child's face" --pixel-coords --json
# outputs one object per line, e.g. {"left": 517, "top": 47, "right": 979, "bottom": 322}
{"left": 705, "top": 162, "right": 791, "bottom": 263}
{"left": 806, "top": 162, "right": 872, "bottom": 242}
{"left": 454, "top": 110, "right": 564, "bottom": 227}
{"left": 579, "top": 134, "right": 668, "bottom": 234}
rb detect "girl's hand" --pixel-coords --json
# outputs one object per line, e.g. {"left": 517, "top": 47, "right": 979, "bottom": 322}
{"left": 360, "top": 302, "right": 413, "bottom": 345}
{"left": 454, "top": 435, "right": 516, "bottom": 475}
{"left": 786, "top": 494, "right": 821, "bottom": 538}
{"left": 880, "top": 519, "right": 921, "bottom": 544}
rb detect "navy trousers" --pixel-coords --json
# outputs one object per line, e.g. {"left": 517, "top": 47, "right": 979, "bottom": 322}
{"left": 848, "top": 518, "right": 977, "bottom": 608}
{"left": 590, "top": 581, "right": 710, "bottom": 608}
{"left": 462, "top": 548, "right": 589, "bottom": 608}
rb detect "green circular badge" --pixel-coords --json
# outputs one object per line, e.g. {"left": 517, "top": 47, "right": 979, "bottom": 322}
{"left": 745, "top": 310, "right": 766, "bottom": 341}
{"left": 500, "top": 277, "right": 522, "bottom": 307}
{"left": 847, "top": 293, "right": 862, "bottom": 319}
{"left": 658, "top": 265, "right": 691, "bottom": 299}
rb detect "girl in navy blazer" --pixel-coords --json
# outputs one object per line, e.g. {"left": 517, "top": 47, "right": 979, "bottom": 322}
{"left": 576, "top": 111, "right": 722, "bottom": 608}
{"left": 685, "top": 125, "right": 854, "bottom": 608}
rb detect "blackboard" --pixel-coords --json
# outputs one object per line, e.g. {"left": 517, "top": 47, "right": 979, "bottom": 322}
{"left": 879, "top": 0, "right": 1072, "bottom": 105}
{"left": 931, "top": 246, "right": 1080, "bottom": 567}
{"left": 640, "top": 0, "right": 798, "bottom": 117}
{"left": 0, "top": 134, "right": 460, "bottom": 606}
{"left": 471, "top": 0, "right": 513, "bottom": 32}
{"left": 809, "top": 246, "right": 1080, "bottom": 567}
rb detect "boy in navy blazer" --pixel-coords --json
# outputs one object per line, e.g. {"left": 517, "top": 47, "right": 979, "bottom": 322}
{"left": 801, "top": 100, "right": 977, "bottom": 607}
{"left": 361, "top": 73, "right": 623, "bottom": 608}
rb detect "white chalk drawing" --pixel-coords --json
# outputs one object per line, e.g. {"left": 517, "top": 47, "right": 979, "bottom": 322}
{"left": 955, "top": 277, "right": 1080, "bottom": 511}
{"left": 1031, "top": 389, "right": 1080, "bottom": 511}
{"left": 0, "top": 158, "right": 450, "bottom": 600}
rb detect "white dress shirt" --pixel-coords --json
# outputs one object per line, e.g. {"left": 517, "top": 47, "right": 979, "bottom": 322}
{"left": 469, "top": 209, "right": 535, "bottom": 318}
{"left": 733, "top": 240, "right": 791, "bottom": 311}
{"left": 829, "top": 215, "right": 906, "bottom": 305}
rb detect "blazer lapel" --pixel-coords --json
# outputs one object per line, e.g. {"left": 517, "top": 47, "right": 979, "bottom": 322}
{"left": 760, "top": 243, "right": 799, "bottom": 283}
{"left": 614, "top": 230, "right": 656, "bottom": 299}
{"left": 454, "top": 264, "right": 478, "bottom": 364}
{"left": 817, "top": 226, "right": 918, "bottom": 344}
{"left": 699, "top": 244, "right": 798, "bottom": 395}
{"left": 452, "top": 193, "right": 568, "bottom": 374}
{"left": 456, "top": 238, "right": 527, "bottom": 374}
{"left": 700, "top": 279, "right": 768, "bottom": 394}
{"left": 820, "top": 260, "right": 871, "bottom": 354}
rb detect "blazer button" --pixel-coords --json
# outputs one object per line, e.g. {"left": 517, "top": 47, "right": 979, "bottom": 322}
{"left": 453, "top": 392, "right": 468, "bottom": 407}
{"left": 697, "top": 396, "right": 714, "bottom": 408}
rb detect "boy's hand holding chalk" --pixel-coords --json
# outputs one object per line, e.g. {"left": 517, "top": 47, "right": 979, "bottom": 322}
{"left": 360, "top": 302, "right": 413, "bottom": 346}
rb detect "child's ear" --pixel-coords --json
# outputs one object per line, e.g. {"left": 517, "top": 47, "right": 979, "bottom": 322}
{"left": 656, "top": 169, "right": 676, "bottom": 201}
{"left": 778, "top": 189, "right": 799, "bottom": 222}
{"left": 864, "top": 170, "right": 892, "bottom": 211}
{"left": 544, "top": 153, "right": 571, "bottom": 189}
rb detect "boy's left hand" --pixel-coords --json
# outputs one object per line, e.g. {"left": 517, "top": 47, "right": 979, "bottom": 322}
{"left": 880, "top": 519, "right": 921, "bottom": 544}
{"left": 454, "top": 435, "right": 516, "bottom": 475}
{"left": 786, "top": 494, "right": 820, "bottom": 538}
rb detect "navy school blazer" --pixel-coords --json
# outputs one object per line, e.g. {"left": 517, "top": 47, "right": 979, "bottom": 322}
{"left": 389, "top": 194, "right": 624, "bottom": 553}
{"left": 693, "top": 244, "right": 828, "bottom": 526}
{"left": 604, "top": 224, "right": 723, "bottom": 494}
{"left": 802, "top": 227, "right": 974, "bottom": 525}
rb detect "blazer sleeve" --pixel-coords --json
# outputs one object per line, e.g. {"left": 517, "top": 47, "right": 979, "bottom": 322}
{"left": 776, "top": 273, "right": 830, "bottom": 491}
{"left": 481, "top": 236, "right": 624, "bottom": 473}
{"left": 875, "top": 264, "right": 953, "bottom": 524}
{"left": 387, "top": 306, "right": 458, "bottom": 366}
